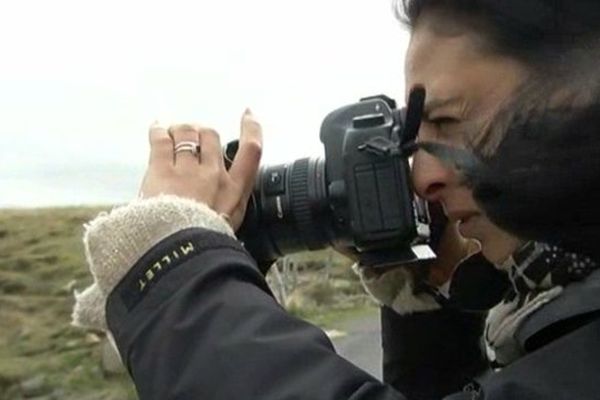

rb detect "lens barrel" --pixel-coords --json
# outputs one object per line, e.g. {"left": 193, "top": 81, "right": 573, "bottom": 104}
{"left": 237, "top": 157, "right": 332, "bottom": 268}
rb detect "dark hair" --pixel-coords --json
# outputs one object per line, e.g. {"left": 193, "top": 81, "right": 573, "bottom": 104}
{"left": 396, "top": 0, "right": 600, "bottom": 259}
{"left": 395, "top": 0, "right": 600, "bottom": 68}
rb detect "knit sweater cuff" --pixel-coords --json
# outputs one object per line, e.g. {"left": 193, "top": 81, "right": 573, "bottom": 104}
{"left": 354, "top": 264, "right": 441, "bottom": 315}
{"left": 72, "top": 195, "right": 234, "bottom": 331}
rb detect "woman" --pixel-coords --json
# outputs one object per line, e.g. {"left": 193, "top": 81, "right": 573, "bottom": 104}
{"left": 362, "top": 2, "right": 600, "bottom": 398}
{"left": 72, "top": 1, "right": 600, "bottom": 399}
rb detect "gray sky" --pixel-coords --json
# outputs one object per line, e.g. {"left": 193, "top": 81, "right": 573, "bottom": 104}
{"left": 0, "top": 0, "right": 409, "bottom": 208}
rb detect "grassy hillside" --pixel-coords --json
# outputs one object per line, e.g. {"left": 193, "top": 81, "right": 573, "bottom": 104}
{"left": 0, "top": 207, "right": 137, "bottom": 399}
{"left": 0, "top": 207, "right": 372, "bottom": 399}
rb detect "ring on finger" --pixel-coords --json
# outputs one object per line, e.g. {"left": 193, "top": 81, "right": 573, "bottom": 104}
{"left": 174, "top": 141, "right": 201, "bottom": 158}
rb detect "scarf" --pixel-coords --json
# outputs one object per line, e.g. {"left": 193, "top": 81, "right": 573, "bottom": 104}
{"left": 485, "top": 241, "right": 598, "bottom": 366}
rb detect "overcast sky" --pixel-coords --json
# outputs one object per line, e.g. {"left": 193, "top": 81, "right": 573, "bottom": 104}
{"left": 0, "top": 0, "right": 409, "bottom": 208}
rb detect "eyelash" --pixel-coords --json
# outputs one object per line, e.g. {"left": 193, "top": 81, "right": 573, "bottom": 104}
{"left": 426, "top": 116, "right": 458, "bottom": 126}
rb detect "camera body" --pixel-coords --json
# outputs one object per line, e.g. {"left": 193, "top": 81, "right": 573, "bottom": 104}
{"left": 233, "top": 94, "right": 433, "bottom": 271}
{"left": 321, "top": 96, "right": 419, "bottom": 248}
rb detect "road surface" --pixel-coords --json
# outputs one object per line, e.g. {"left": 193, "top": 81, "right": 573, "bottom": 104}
{"left": 330, "top": 309, "right": 382, "bottom": 379}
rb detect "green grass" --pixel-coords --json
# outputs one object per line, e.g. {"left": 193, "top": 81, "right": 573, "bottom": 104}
{"left": 0, "top": 207, "right": 138, "bottom": 399}
{"left": 292, "top": 304, "right": 378, "bottom": 330}
{"left": 0, "top": 207, "right": 371, "bottom": 399}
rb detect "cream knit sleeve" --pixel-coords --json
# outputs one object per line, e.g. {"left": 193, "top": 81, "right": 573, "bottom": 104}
{"left": 72, "top": 195, "right": 235, "bottom": 331}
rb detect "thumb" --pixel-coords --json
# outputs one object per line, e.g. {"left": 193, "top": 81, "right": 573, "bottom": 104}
{"left": 240, "top": 108, "right": 262, "bottom": 145}
{"left": 228, "top": 108, "right": 263, "bottom": 197}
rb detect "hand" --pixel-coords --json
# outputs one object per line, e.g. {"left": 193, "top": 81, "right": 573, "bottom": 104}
{"left": 139, "top": 109, "right": 262, "bottom": 230}
{"left": 352, "top": 205, "right": 480, "bottom": 315}
{"left": 335, "top": 201, "right": 479, "bottom": 287}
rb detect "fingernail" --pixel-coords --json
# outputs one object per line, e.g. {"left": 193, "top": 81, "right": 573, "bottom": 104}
{"left": 244, "top": 107, "right": 253, "bottom": 116}
{"left": 149, "top": 121, "right": 166, "bottom": 136}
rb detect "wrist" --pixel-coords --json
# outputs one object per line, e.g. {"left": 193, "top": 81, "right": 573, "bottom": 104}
{"left": 354, "top": 263, "right": 441, "bottom": 315}
{"left": 72, "top": 195, "right": 235, "bottom": 331}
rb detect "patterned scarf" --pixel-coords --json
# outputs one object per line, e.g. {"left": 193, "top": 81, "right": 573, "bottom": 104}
{"left": 484, "top": 241, "right": 598, "bottom": 366}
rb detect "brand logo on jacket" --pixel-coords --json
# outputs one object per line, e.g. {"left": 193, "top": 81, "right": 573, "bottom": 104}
{"left": 137, "top": 241, "right": 196, "bottom": 293}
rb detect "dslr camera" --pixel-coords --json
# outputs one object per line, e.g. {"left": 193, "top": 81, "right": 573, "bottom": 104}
{"left": 226, "top": 90, "right": 434, "bottom": 271}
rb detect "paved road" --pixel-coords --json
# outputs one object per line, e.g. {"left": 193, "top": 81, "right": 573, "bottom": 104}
{"left": 330, "top": 309, "right": 382, "bottom": 379}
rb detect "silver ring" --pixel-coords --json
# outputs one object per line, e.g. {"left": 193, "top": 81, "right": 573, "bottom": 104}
{"left": 174, "top": 141, "right": 200, "bottom": 157}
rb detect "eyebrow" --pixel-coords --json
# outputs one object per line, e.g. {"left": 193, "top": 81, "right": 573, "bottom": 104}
{"left": 422, "top": 96, "right": 462, "bottom": 118}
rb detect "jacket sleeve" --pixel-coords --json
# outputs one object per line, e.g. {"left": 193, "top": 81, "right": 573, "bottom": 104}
{"left": 380, "top": 306, "right": 488, "bottom": 400}
{"left": 106, "top": 228, "right": 407, "bottom": 400}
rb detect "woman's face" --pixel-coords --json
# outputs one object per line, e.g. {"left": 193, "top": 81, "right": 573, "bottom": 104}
{"left": 406, "top": 14, "right": 527, "bottom": 264}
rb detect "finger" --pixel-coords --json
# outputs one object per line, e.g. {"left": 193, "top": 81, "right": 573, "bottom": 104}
{"left": 229, "top": 108, "right": 263, "bottom": 197}
{"left": 198, "top": 127, "right": 224, "bottom": 171}
{"left": 170, "top": 123, "right": 201, "bottom": 168}
{"left": 149, "top": 122, "right": 174, "bottom": 166}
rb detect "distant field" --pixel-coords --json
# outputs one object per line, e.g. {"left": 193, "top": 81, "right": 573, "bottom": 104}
{"left": 0, "top": 207, "right": 138, "bottom": 399}
{"left": 0, "top": 207, "right": 371, "bottom": 399}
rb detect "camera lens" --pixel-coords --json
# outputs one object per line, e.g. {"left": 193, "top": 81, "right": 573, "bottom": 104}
{"left": 225, "top": 91, "right": 429, "bottom": 271}
{"left": 237, "top": 157, "right": 333, "bottom": 268}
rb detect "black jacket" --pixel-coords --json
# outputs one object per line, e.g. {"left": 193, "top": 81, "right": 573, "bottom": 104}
{"left": 106, "top": 228, "right": 600, "bottom": 399}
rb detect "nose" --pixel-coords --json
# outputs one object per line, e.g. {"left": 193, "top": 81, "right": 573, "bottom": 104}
{"left": 412, "top": 146, "right": 457, "bottom": 203}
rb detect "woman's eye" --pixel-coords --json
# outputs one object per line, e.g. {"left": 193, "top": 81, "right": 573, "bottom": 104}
{"left": 428, "top": 116, "right": 459, "bottom": 126}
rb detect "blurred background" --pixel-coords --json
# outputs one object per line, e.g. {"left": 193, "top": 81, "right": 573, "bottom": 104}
{"left": 0, "top": 0, "right": 409, "bottom": 208}
{"left": 0, "top": 1, "right": 409, "bottom": 398}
